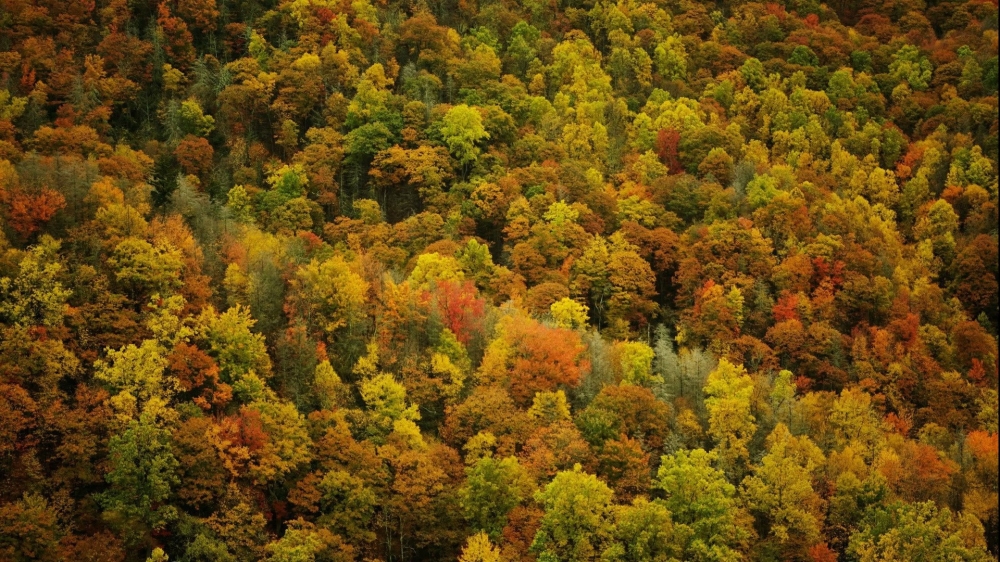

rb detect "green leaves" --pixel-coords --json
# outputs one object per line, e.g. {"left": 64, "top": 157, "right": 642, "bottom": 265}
{"left": 461, "top": 455, "right": 534, "bottom": 540}
{"left": 655, "top": 448, "right": 749, "bottom": 559}
{"left": 615, "top": 341, "right": 661, "bottom": 387}
{"left": 890, "top": 45, "right": 933, "bottom": 92}
{"left": 441, "top": 104, "right": 490, "bottom": 166}
{"left": 100, "top": 408, "right": 180, "bottom": 546}
{"left": 531, "top": 465, "right": 615, "bottom": 561}
{"left": 848, "top": 501, "right": 992, "bottom": 562}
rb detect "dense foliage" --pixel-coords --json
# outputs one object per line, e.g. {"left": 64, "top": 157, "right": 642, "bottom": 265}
{"left": 0, "top": 0, "right": 997, "bottom": 560}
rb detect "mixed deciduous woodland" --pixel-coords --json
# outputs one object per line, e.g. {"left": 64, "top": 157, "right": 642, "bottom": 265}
{"left": 0, "top": 0, "right": 997, "bottom": 560}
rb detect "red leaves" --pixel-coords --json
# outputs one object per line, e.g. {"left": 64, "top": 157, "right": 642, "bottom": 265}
{"left": 773, "top": 293, "right": 801, "bottom": 323}
{"left": 430, "top": 279, "right": 485, "bottom": 345}
{"left": 811, "top": 256, "right": 845, "bottom": 288}
{"left": 228, "top": 407, "right": 269, "bottom": 453}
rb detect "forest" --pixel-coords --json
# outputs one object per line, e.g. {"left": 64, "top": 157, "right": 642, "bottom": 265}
{"left": 0, "top": 0, "right": 997, "bottom": 559}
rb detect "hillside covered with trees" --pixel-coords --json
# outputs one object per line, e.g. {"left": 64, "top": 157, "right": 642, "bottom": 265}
{"left": 0, "top": 0, "right": 998, "bottom": 559}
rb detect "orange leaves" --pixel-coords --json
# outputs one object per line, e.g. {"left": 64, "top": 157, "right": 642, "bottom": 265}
{"left": 502, "top": 317, "right": 589, "bottom": 406}
{"left": 773, "top": 293, "right": 801, "bottom": 323}
{"left": 807, "top": 543, "right": 837, "bottom": 562}
{"left": 0, "top": 382, "right": 37, "bottom": 457}
{"left": 211, "top": 407, "right": 268, "bottom": 478}
{"left": 1, "top": 187, "right": 65, "bottom": 239}
{"left": 595, "top": 436, "right": 650, "bottom": 501}
{"left": 877, "top": 437, "right": 958, "bottom": 503}
{"left": 167, "top": 342, "right": 231, "bottom": 411}
{"left": 157, "top": 3, "right": 195, "bottom": 69}
{"left": 966, "top": 430, "right": 998, "bottom": 467}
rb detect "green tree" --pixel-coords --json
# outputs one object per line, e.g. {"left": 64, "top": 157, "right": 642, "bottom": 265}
{"left": 94, "top": 339, "right": 176, "bottom": 419}
{"left": 198, "top": 305, "right": 273, "bottom": 397}
{"left": 357, "top": 372, "right": 420, "bottom": 443}
{"left": 100, "top": 407, "right": 180, "bottom": 548}
{"left": 848, "top": 501, "right": 992, "bottom": 562}
{"left": 654, "top": 35, "right": 688, "bottom": 81}
{"left": 107, "top": 237, "right": 184, "bottom": 298}
{"left": 531, "top": 465, "right": 615, "bottom": 561}
{"left": 460, "top": 454, "right": 535, "bottom": 540}
{"left": 264, "top": 519, "right": 353, "bottom": 562}
{"left": 889, "top": 45, "right": 932, "bottom": 91}
{"left": 655, "top": 449, "right": 751, "bottom": 561}
{"left": 616, "top": 341, "right": 662, "bottom": 387}
{"left": 605, "top": 497, "right": 676, "bottom": 561}
{"left": 440, "top": 104, "right": 490, "bottom": 168}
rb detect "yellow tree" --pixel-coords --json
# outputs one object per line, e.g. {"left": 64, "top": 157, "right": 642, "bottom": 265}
{"left": 741, "top": 424, "right": 825, "bottom": 553}
{"left": 459, "top": 532, "right": 502, "bottom": 562}
{"left": 704, "top": 358, "right": 757, "bottom": 477}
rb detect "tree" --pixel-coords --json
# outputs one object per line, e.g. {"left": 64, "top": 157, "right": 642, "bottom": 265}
{"left": 264, "top": 519, "right": 354, "bottom": 562}
{"left": 168, "top": 342, "right": 231, "bottom": 411}
{"left": 175, "top": 135, "right": 214, "bottom": 179}
{"left": 358, "top": 371, "right": 421, "bottom": 443}
{"left": 577, "top": 384, "right": 672, "bottom": 454}
{"left": 0, "top": 236, "right": 71, "bottom": 327}
{"left": 889, "top": 45, "right": 932, "bottom": 91}
{"left": 198, "top": 305, "right": 273, "bottom": 394}
{"left": 1, "top": 187, "right": 66, "bottom": 240}
{"left": 107, "top": 237, "right": 184, "bottom": 299}
{"left": 605, "top": 497, "right": 676, "bottom": 562}
{"left": 459, "top": 532, "right": 502, "bottom": 562}
{"left": 286, "top": 256, "right": 369, "bottom": 341}
{"left": 848, "top": 501, "right": 992, "bottom": 562}
{"left": 460, "top": 454, "right": 535, "bottom": 540}
{"left": 740, "top": 424, "right": 825, "bottom": 550}
{"left": 99, "top": 407, "right": 180, "bottom": 548}
{"left": 703, "top": 359, "right": 757, "bottom": 476}
{"left": 655, "top": 448, "right": 752, "bottom": 560}
{"left": 483, "top": 314, "right": 590, "bottom": 406}
{"left": 570, "top": 234, "right": 657, "bottom": 334}
{"left": 654, "top": 35, "right": 688, "bottom": 81}
{"left": 172, "top": 415, "right": 227, "bottom": 511}
{"left": 829, "top": 387, "right": 885, "bottom": 461}
{"left": 615, "top": 341, "right": 661, "bottom": 387}
{"left": 441, "top": 105, "right": 488, "bottom": 160}
{"left": 0, "top": 493, "right": 61, "bottom": 562}
{"left": 94, "top": 339, "right": 175, "bottom": 419}
{"left": 551, "top": 298, "right": 589, "bottom": 329}
{"left": 244, "top": 398, "right": 313, "bottom": 484}
{"left": 530, "top": 465, "right": 615, "bottom": 562}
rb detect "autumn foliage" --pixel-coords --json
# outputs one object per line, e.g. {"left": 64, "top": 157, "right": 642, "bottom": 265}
{"left": 0, "top": 0, "right": 997, "bottom": 559}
